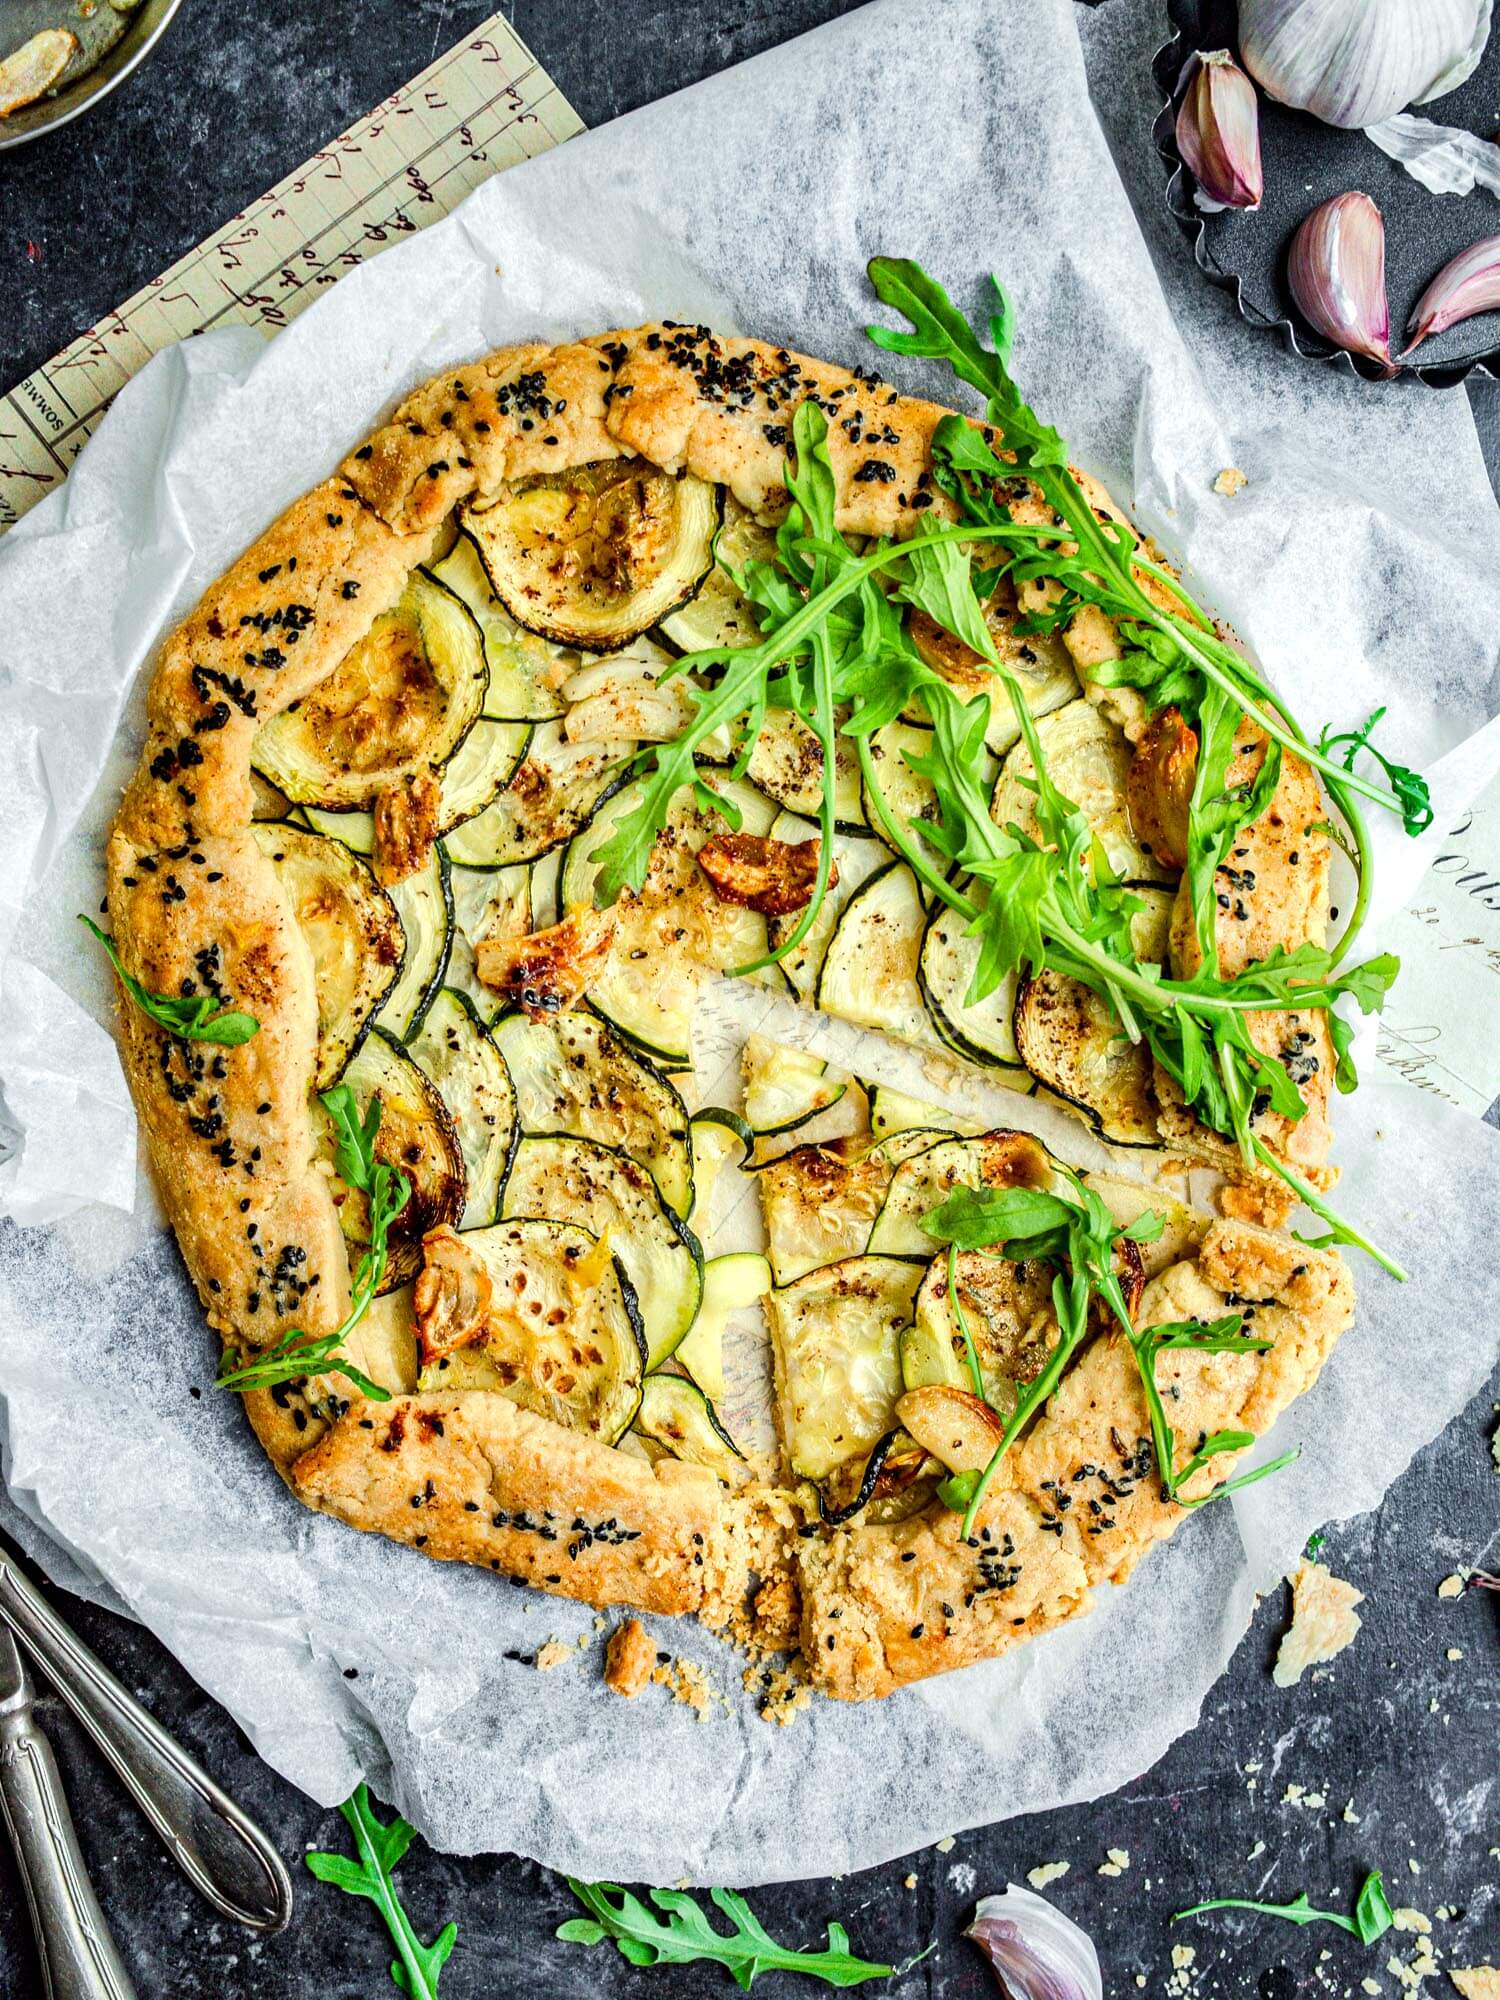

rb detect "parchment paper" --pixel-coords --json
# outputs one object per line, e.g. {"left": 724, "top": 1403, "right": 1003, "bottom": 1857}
{"left": 0, "top": 0, "right": 1498, "bottom": 1883}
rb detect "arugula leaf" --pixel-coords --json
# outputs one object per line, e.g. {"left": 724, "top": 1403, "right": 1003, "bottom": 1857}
{"left": 306, "top": 1785, "right": 457, "bottom": 1999}
{"left": 1319, "top": 707, "right": 1433, "bottom": 837}
{"left": 79, "top": 915, "right": 259, "bottom": 1046}
{"left": 216, "top": 1083, "right": 408, "bottom": 1402}
{"left": 1174, "top": 1870, "right": 1394, "bottom": 1947}
{"left": 560, "top": 1879, "right": 897, "bottom": 1990}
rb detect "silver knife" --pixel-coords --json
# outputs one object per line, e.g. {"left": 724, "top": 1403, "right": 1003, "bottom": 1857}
{"left": 0, "top": 1625, "right": 138, "bottom": 2000}
{"left": 0, "top": 1551, "right": 292, "bottom": 1933}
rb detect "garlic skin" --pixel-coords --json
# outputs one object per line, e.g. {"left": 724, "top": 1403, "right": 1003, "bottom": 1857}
{"left": 1240, "top": 0, "right": 1493, "bottom": 130}
{"left": 1404, "top": 236, "right": 1500, "bottom": 357}
{"left": 966, "top": 1885, "right": 1103, "bottom": 2000}
{"left": 1288, "top": 192, "right": 1395, "bottom": 374}
{"left": 1175, "top": 51, "right": 1263, "bottom": 211}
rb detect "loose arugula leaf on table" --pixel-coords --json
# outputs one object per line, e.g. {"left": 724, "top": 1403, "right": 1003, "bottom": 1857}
{"left": 79, "top": 914, "right": 259, "bottom": 1046}
{"left": 560, "top": 1879, "right": 902, "bottom": 1990}
{"left": 306, "top": 1785, "right": 457, "bottom": 1999}
{"left": 1175, "top": 1869, "right": 1395, "bottom": 1947}
{"left": 215, "top": 1081, "right": 408, "bottom": 1401}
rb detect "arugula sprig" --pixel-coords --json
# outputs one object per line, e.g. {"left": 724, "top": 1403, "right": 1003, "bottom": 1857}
{"left": 305, "top": 1785, "right": 457, "bottom": 1999}
{"left": 559, "top": 1879, "right": 901, "bottom": 1990}
{"left": 215, "top": 1082, "right": 408, "bottom": 1401}
{"left": 1175, "top": 1869, "right": 1395, "bottom": 1946}
{"left": 79, "top": 914, "right": 259, "bottom": 1046}
{"left": 1132, "top": 1315, "right": 1298, "bottom": 1508}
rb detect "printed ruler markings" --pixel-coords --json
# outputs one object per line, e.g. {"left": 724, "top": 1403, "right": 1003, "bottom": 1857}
{"left": 0, "top": 17, "right": 579, "bottom": 531}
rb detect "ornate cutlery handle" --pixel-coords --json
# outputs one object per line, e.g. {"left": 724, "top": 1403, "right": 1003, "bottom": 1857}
{"left": 0, "top": 1702, "right": 137, "bottom": 2000}
{"left": 0, "top": 1557, "right": 292, "bottom": 1933}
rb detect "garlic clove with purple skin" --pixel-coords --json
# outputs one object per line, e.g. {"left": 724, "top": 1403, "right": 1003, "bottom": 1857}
{"left": 1175, "top": 50, "right": 1264, "bottom": 212}
{"left": 966, "top": 1885, "right": 1103, "bottom": 2000}
{"left": 1403, "top": 234, "right": 1500, "bottom": 357}
{"left": 1288, "top": 191, "right": 1396, "bottom": 375}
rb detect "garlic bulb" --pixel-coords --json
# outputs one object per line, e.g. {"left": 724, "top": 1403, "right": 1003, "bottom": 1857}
{"left": 966, "top": 1886, "right": 1103, "bottom": 2000}
{"left": 1175, "top": 51, "right": 1264, "bottom": 211}
{"left": 1404, "top": 236, "right": 1500, "bottom": 357}
{"left": 1288, "top": 192, "right": 1395, "bottom": 373}
{"left": 1240, "top": 0, "right": 1493, "bottom": 130}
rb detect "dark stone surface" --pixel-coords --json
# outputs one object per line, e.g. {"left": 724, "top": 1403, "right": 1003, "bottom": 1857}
{"left": 2, "top": 4, "right": 1498, "bottom": 1997}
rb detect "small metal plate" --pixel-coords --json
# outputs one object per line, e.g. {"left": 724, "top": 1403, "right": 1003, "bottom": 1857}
{"left": 1153, "top": 0, "right": 1500, "bottom": 387}
{"left": 0, "top": 0, "right": 183, "bottom": 150}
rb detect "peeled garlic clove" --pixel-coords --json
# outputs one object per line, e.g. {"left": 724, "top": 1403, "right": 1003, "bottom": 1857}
{"left": 1175, "top": 51, "right": 1264, "bottom": 211}
{"left": 966, "top": 1886, "right": 1103, "bottom": 2000}
{"left": 1288, "top": 192, "right": 1395, "bottom": 374}
{"left": 1240, "top": 0, "right": 1492, "bottom": 130}
{"left": 1403, "top": 235, "right": 1500, "bottom": 356}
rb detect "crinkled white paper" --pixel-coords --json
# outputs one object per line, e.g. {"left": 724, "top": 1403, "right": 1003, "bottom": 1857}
{"left": 0, "top": 0, "right": 1498, "bottom": 1884}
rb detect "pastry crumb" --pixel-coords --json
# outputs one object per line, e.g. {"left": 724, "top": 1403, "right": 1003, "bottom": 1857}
{"left": 1393, "top": 1909, "right": 1432, "bottom": 1935}
{"left": 1098, "top": 1847, "right": 1130, "bottom": 1877}
{"left": 1451, "top": 1970, "right": 1500, "bottom": 2000}
{"left": 1446, "top": 1647, "right": 1464, "bottom": 1661}
{"left": 1437, "top": 1572, "right": 1467, "bottom": 1599}
{"left": 535, "top": 1639, "right": 574, "bottom": 1672}
{"left": 935, "top": 1835, "right": 956, "bottom": 1854}
{"left": 903, "top": 1872, "right": 918, "bottom": 1890}
{"left": 650, "top": 1655, "right": 719, "bottom": 1718}
{"left": 1027, "top": 1861, "right": 1071, "bottom": 1890}
{"left": 603, "top": 1617, "right": 655, "bottom": 1698}
{"left": 743, "top": 1662, "right": 812, "bottom": 1727}
{"left": 1274, "top": 1561, "right": 1364, "bottom": 1685}
{"left": 1212, "top": 467, "right": 1248, "bottom": 498}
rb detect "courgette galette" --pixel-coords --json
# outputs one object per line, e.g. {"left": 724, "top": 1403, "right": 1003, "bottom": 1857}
{"left": 97, "top": 260, "right": 1423, "bottom": 1703}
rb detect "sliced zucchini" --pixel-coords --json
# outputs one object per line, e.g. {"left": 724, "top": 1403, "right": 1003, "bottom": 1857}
{"left": 765, "top": 1254, "right": 924, "bottom": 1483}
{"left": 991, "top": 699, "right": 1175, "bottom": 887}
{"left": 863, "top": 1128, "right": 954, "bottom": 1169}
{"left": 320, "top": 1030, "right": 465, "bottom": 1291}
{"left": 429, "top": 532, "right": 569, "bottom": 720}
{"left": 657, "top": 499, "right": 775, "bottom": 654}
{"left": 743, "top": 1038, "right": 848, "bottom": 1137}
{"left": 373, "top": 842, "right": 454, "bottom": 1043}
{"left": 635, "top": 1375, "right": 745, "bottom": 1479}
{"left": 746, "top": 709, "right": 866, "bottom": 829}
{"left": 462, "top": 459, "right": 720, "bottom": 650}
{"left": 252, "top": 567, "right": 488, "bottom": 808}
{"left": 899, "top": 1315, "right": 967, "bottom": 1393}
{"left": 253, "top": 822, "right": 402, "bottom": 1090}
{"left": 675, "top": 1250, "right": 770, "bottom": 1403}
{"left": 816, "top": 861, "right": 942, "bottom": 1051}
{"left": 406, "top": 990, "right": 518, "bottom": 1228}
{"left": 432, "top": 716, "right": 533, "bottom": 833}
{"left": 686, "top": 1109, "right": 753, "bottom": 1231}
{"left": 911, "top": 1248, "right": 1059, "bottom": 1413}
{"left": 817, "top": 1428, "right": 936, "bottom": 1527}
{"left": 907, "top": 582, "right": 1079, "bottom": 756}
{"left": 559, "top": 773, "right": 777, "bottom": 1066}
{"left": 759, "top": 1146, "right": 896, "bottom": 1287}
{"left": 861, "top": 721, "right": 994, "bottom": 855}
{"left": 870, "top": 1085, "right": 986, "bottom": 1142}
{"left": 251, "top": 770, "right": 293, "bottom": 820}
{"left": 446, "top": 862, "right": 533, "bottom": 1019}
{"left": 866, "top": 1131, "right": 1056, "bottom": 1258}
{"left": 561, "top": 641, "right": 696, "bottom": 744}
{"left": 500, "top": 1134, "right": 703, "bottom": 1371}
{"left": 1014, "top": 969, "right": 1158, "bottom": 1148}
{"left": 444, "top": 721, "right": 628, "bottom": 868}
{"left": 493, "top": 1009, "right": 692, "bottom": 1218}
{"left": 1083, "top": 1170, "right": 1204, "bottom": 1276}
{"left": 300, "top": 805, "right": 375, "bottom": 856}
{"left": 415, "top": 1218, "right": 644, "bottom": 1443}
{"left": 764, "top": 818, "right": 888, "bottom": 1002}
{"left": 919, "top": 898, "right": 1022, "bottom": 1072}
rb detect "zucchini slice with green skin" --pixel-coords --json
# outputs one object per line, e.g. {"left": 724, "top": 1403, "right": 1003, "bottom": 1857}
{"left": 675, "top": 1250, "right": 770, "bottom": 1402}
{"left": 910, "top": 1248, "right": 1059, "bottom": 1412}
{"left": 406, "top": 990, "right": 519, "bottom": 1229}
{"left": 462, "top": 459, "right": 721, "bottom": 651}
{"left": 990, "top": 698, "right": 1175, "bottom": 887}
{"left": 863, "top": 1128, "right": 953, "bottom": 1170}
{"left": 431, "top": 716, "right": 534, "bottom": 834}
{"left": 866, "top": 1130, "right": 1056, "bottom": 1258}
{"left": 635, "top": 1375, "right": 745, "bottom": 1478}
{"left": 656, "top": 499, "right": 774, "bottom": 654}
{"left": 869, "top": 1085, "right": 986, "bottom": 1142}
{"left": 373, "top": 842, "right": 454, "bottom": 1044}
{"left": 861, "top": 720, "right": 995, "bottom": 855}
{"left": 743, "top": 1041, "right": 847, "bottom": 1136}
{"left": 445, "top": 721, "right": 629, "bottom": 868}
{"left": 251, "top": 567, "right": 489, "bottom": 808}
{"left": 429, "top": 532, "right": 569, "bottom": 721}
{"left": 816, "top": 861, "right": 943, "bottom": 1052}
{"left": 745, "top": 708, "right": 867, "bottom": 829}
{"left": 765, "top": 1254, "right": 923, "bottom": 1484}
{"left": 415, "top": 1218, "right": 644, "bottom": 1444}
{"left": 252, "top": 822, "right": 402, "bottom": 1090}
{"left": 898, "top": 1314, "right": 967, "bottom": 1394}
{"left": 298, "top": 805, "right": 375, "bottom": 856}
{"left": 492, "top": 1009, "right": 693, "bottom": 1219}
{"left": 560, "top": 773, "right": 777, "bottom": 1067}
{"left": 500, "top": 1133, "right": 704, "bottom": 1372}
{"left": 906, "top": 585, "right": 1079, "bottom": 756}
{"left": 919, "top": 898, "right": 1023, "bottom": 1072}
{"left": 817, "top": 1428, "right": 935, "bottom": 1527}
{"left": 1013, "top": 968, "right": 1160, "bottom": 1148}
{"left": 686, "top": 1109, "right": 752, "bottom": 1231}
{"left": 445, "top": 862, "right": 533, "bottom": 1019}
{"left": 763, "top": 816, "right": 887, "bottom": 1002}
{"left": 322, "top": 1030, "right": 466, "bottom": 1292}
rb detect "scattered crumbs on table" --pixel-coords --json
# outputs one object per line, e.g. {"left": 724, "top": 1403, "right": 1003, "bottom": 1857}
{"left": 1212, "top": 467, "right": 1248, "bottom": 498}
{"left": 1098, "top": 1847, "right": 1131, "bottom": 1877}
{"left": 534, "top": 1639, "right": 573, "bottom": 1672}
{"left": 1437, "top": 1572, "right": 1468, "bottom": 1599}
{"left": 1344, "top": 1799, "right": 1362, "bottom": 1824}
{"left": 934, "top": 1835, "right": 956, "bottom": 1854}
{"left": 1274, "top": 1560, "right": 1364, "bottom": 1686}
{"left": 1027, "top": 1861, "right": 1070, "bottom": 1890}
{"left": 1447, "top": 1647, "right": 1465, "bottom": 1661}
{"left": 1451, "top": 1969, "right": 1500, "bottom": 2000}
{"left": 903, "top": 1873, "right": 917, "bottom": 1891}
